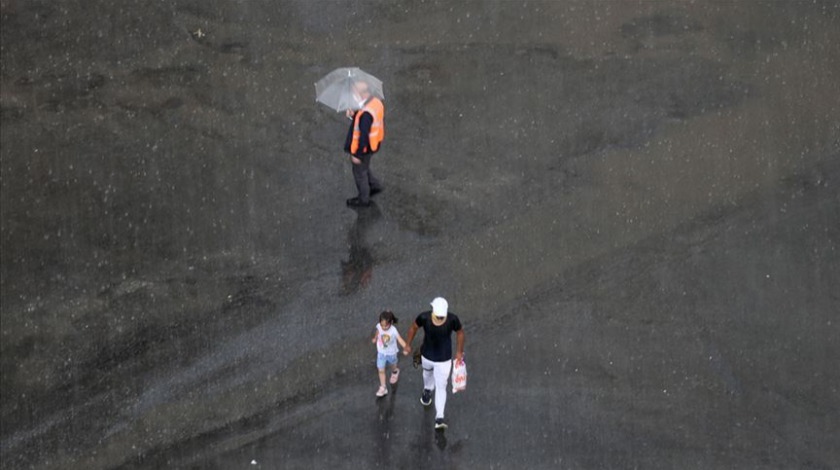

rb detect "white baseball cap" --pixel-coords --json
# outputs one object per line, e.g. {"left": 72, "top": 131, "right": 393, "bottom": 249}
{"left": 431, "top": 297, "right": 448, "bottom": 318}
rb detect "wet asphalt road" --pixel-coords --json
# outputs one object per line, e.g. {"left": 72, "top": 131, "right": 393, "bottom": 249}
{"left": 1, "top": 1, "right": 839, "bottom": 469}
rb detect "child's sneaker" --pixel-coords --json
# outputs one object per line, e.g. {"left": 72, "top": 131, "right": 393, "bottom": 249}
{"left": 435, "top": 418, "right": 448, "bottom": 430}
{"left": 389, "top": 368, "right": 400, "bottom": 384}
{"left": 376, "top": 386, "right": 388, "bottom": 397}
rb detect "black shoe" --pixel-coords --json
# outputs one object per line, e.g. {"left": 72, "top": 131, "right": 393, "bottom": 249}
{"left": 346, "top": 197, "right": 370, "bottom": 207}
{"left": 420, "top": 389, "right": 432, "bottom": 406}
{"left": 435, "top": 418, "right": 448, "bottom": 430}
{"left": 370, "top": 187, "right": 383, "bottom": 196}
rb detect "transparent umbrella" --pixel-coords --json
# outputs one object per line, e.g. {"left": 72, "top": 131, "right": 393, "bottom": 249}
{"left": 315, "top": 67, "right": 384, "bottom": 112}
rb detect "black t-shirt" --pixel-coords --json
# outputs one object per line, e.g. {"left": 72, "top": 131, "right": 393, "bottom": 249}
{"left": 415, "top": 310, "right": 462, "bottom": 362}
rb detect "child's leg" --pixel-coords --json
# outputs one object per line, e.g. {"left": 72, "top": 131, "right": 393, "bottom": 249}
{"left": 389, "top": 359, "right": 400, "bottom": 384}
{"left": 376, "top": 353, "right": 387, "bottom": 388}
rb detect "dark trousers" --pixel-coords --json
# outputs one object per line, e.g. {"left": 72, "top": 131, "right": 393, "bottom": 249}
{"left": 352, "top": 153, "right": 382, "bottom": 203}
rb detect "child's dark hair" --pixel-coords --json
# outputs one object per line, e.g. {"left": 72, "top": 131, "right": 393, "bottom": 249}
{"left": 379, "top": 310, "right": 398, "bottom": 324}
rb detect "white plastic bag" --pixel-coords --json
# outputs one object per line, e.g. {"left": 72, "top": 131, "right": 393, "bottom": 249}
{"left": 452, "top": 359, "right": 467, "bottom": 394}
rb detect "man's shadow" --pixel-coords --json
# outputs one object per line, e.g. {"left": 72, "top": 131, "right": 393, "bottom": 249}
{"left": 340, "top": 202, "right": 382, "bottom": 295}
{"left": 412, "top": 394, "right": 449, "bottom": 460}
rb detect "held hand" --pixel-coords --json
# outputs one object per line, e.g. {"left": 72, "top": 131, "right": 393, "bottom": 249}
{"left": 403, "top": 345, "right": 412, "bottom": 356}
{"left": 454, "top": 352, "right": 464, "bottom": 364}
{"left": 345, "top": 109, "right": 354, "bottom": 119}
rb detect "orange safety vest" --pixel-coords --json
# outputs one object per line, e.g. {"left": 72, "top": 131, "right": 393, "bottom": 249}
{"left": 350, "top": 97, "right": 384, "bottom": 154}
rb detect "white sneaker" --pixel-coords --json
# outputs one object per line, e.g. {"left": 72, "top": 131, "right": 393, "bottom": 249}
{"left": 376, "top": 386, "right": 388, "bottom": 397}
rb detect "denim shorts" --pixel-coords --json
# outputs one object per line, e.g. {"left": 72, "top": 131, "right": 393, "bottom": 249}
{"left": 377, "top": 352, "right": 398, "bottom": 369}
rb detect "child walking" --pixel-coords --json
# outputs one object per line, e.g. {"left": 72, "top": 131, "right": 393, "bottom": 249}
{"left": 372, "top": 310, "right": 407, "bottom": 397}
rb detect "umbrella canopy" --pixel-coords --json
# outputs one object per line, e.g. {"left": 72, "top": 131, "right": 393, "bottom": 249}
{"left": 315, "top": 67, "right": 384, "bottom": 112}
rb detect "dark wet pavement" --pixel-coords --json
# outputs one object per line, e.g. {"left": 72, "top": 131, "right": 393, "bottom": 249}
{"left": 2, "top": 1, "right": 839, "bottom": 468}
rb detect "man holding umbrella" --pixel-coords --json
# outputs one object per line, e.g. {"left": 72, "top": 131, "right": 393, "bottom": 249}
{"left": 315, "top": 68, "right": 386, "bottom": 208}
{"left": 343, "top": 80, "right": 385, "bottom": 208}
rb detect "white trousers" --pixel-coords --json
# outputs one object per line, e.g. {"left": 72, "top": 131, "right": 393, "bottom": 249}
{"left": 422, "top": 356, "right": 452, "bottom": 419}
